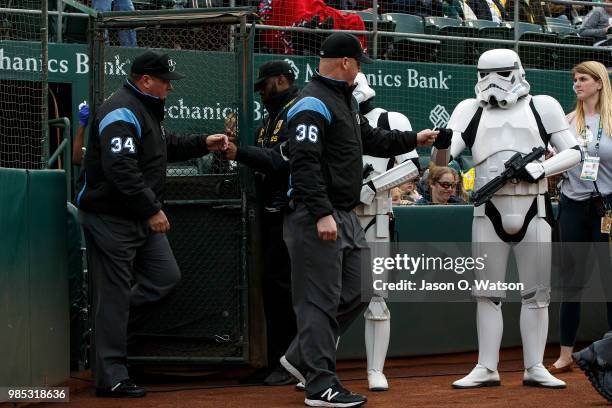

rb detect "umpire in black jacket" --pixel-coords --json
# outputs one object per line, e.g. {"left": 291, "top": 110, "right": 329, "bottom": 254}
{"left": 279, "top": 33, "right": 438, "bottom": 407}
{"left": 225, "top": 60, "right": 299, "bottom": 385}
{"left": 76, "top": 50, "right": 228, "bottom": 398}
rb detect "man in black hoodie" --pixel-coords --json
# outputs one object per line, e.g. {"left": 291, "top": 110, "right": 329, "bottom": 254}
{"left": 225, "top": 60, "right": 299, "bottom": 385}
{"left": 77, "top": 50, "right": 228, "bottom": 398}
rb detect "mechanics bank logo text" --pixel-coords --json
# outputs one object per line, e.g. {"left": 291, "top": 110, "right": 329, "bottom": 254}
{"left": 302, "top": 62, "right": 452, "bottom": 90}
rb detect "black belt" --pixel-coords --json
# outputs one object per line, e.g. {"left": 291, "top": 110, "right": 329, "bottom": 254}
{"left": 484, "top": 197, "right": 540, "bottom": 243}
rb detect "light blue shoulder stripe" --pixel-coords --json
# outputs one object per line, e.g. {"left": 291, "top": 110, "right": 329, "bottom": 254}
{"left": 287, "top": 97, "right": 332, "bottom": 124}
{"left": 99, "top": 108, "right": 142, "bottom": 138}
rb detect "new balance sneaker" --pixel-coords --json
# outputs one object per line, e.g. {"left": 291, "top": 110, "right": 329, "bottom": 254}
{"left": 264, "top": 366, "right": 298, "bottom": 386}
{"left": 280, "top": 355, "right": 307, "bottom": 384}
{"left": 304, "top": 384, "right": 367, "bottom": 407}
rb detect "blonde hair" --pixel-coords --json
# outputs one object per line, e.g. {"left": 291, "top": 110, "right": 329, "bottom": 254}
{"left": 570, "top": 61, "right": 612, "bottom": 137}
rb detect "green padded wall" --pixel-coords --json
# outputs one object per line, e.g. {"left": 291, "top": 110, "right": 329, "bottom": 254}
{"left": 0, "top": 168, "right": 30, "bottom": 386}
{"left": 337, "top": 205, "right": 609, "bottom": 360}
{"left": 0, "top": 169, "right": 69, "bottom": 387}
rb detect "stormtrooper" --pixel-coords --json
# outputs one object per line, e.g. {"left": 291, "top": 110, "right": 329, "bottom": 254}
{"left": 432, "top": 49, "right": 581, "bottom": 389}
{"left": 354, "top": 72, "right": 420, "bottom": 391}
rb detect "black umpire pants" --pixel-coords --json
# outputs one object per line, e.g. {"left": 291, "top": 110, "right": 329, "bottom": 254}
{"left": 283, "top": 204, "right": 371, "bottom": 394}
{"left": 79, "top": 210, "right": 181, "bottom": 388}
{"left": 262, "top": 210, "right": 297, "bottom": 369}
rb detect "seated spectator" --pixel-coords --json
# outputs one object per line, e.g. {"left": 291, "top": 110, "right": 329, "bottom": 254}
{"left": 391, "top": 187, "right": 403, "bottom": 205}
{"left": 417, "top": 167, "right": 430, "bottom": 201}
{"left": 257, "top": 0, "right": 367, "bottom": 54}
{"left": 578, "top": 0, "right": 612, "bottom": 45}
{"left": 468, "top": 0, "right": 507, "bottom": 21}
{"left": 443, "top": 0, "right": 465, "bottom": 19}
{"left": 399, "top": 180, "right": 422, "bottom": 203}
{"left": 503, "top": 0, "right": 546, "bottom": 26}
{"left": 416, "top": 166, "right": 465, "bottom": 205}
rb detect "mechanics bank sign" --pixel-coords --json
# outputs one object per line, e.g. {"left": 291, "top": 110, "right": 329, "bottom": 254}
{"left": 0, "top": 47, "right": 129, "bottom": 76}
{"left": 295, "top": 58, "right": 453, "bottom": 90}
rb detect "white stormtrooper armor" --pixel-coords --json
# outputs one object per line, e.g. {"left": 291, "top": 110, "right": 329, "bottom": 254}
{"left": 353, "top": 72, "right": 420, "bottom": 392}
{"left": 433, "top": 50, "right": 581, "bottom": 390}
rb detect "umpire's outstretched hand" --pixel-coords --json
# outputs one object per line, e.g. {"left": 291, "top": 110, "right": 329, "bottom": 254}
{"left": 416, "top": 129, "right": 439, "bottom": 147}
{"left": 206, "top": 134, "right": 229, "bottom": 151}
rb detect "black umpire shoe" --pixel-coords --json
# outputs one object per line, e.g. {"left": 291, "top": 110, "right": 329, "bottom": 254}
{"left": 96, "top": 379, "right": 146, "bottom": 398}
{"left": 573, "top": 346, "right": 612, "bottom": 403}
{"left": 264, "top": 366, "right": 298, "bottom": 386}
{"left": 305, "top": 384, "right": 367, "bottom": 407}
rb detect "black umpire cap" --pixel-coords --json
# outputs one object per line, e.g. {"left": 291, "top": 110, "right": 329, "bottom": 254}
{"left": 130, "top": 50, "right": 186, "bottom": 80}
{"left": 254, "top": 60, "right": 295, "bottom": 91}
{"left": 319, "top": 32, "right": 373, "bottom": 64}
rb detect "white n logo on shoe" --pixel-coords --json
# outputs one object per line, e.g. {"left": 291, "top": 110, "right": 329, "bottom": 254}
{"left": 321, "top": 388, "right": 339, "bottom": 401}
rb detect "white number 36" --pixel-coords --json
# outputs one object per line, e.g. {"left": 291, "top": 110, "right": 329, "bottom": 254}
{"left": 296, "top": 124, "right": 318, "bottom": 143}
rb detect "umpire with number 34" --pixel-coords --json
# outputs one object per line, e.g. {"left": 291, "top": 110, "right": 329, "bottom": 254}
{"left": 76, "top": 50, "right": 228, "bottom": 398}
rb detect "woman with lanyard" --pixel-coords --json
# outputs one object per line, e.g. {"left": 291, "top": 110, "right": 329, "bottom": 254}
{"left": 549, "top": 60, "right": 612, "bottom": 375}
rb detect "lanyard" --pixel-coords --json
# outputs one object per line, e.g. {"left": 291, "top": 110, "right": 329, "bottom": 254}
{"left": 581, "top": 118, "right": 604, "bottom": 158}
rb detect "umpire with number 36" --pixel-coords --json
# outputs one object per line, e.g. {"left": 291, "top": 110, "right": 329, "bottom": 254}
{"left": 76, "top": 50, "right": 228, "bottom": 398}
{"left": 280, "top": 33, "right": 439, "bottom": 407}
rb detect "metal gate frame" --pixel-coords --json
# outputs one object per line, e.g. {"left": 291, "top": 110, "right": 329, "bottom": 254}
{"left": 89, "top": 7, "right": 258, "bottom": 365}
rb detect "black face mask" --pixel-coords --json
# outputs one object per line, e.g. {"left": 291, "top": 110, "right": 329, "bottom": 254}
{"left": 263, "top": 85, "right": 298, "bottom": 118}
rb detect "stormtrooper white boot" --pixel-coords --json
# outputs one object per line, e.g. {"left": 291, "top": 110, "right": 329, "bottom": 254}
{"left": 452, "top": 364, "right": 501, "bottom": 389}
{"left": 453, "top": 298, "right": 503, "bottom": 389}
{"left": 521, "top": 305, "right": 566, "bottom": 389}
{"left": 365, "top": 297, "right": 390, "bottom": 391}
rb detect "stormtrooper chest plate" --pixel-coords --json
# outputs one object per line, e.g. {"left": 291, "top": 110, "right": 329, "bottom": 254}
{"left": 471, "top": 99, "right": 547, "bottom": 195}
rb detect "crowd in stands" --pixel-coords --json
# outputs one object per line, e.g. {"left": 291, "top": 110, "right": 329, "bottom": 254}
{"left": 391, "top": 162, "right": 472, "bottom": 206}
{"left": 251, "top": 0, "right": 612, "bottom": 51}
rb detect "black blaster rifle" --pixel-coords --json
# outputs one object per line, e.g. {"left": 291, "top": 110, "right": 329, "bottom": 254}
{"left": 472, "top": 146, "right": 546, "bottom": 207}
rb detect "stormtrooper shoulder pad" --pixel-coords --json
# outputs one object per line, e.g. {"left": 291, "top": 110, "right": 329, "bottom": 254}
{"left": 531, "top": 95, "right": 569, "bottom": 135}
{"left": 448, "top": 98, "right": 481, "bottom": 134}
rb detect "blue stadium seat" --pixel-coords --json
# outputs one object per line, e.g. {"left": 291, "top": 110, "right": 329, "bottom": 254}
{"left": 384, "top": 13, "right": 439, "bottom": 62}
{"left": 437, "top": 26, "right": 478, "bottom": 64}
{"left": 466, "top": 19, "right": 499, "bottom": 29}
{"left": 518, "top": 32, "right": 558, "bottom": 69}
{"left": 545, "top": 16, "right": 571, "bottom": 27}
{"left": 546, "top": 24, "right": 578, "bottom": 36}
{"left": 424, "top": 16, "right": 462, "bottom": 34}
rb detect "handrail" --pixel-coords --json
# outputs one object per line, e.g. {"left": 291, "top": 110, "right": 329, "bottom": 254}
{"left": 48, "top": 117, "right": 73, "bottom": 202}
{"left": 62, "top": 0, "right": 97, "bottom": 17}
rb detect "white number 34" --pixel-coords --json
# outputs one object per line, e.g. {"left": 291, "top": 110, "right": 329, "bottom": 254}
{"left": 296, "top": 124, "right": 318, "bottom": 143}
{"left": 110, "top": 137, "right": 136, "bottom": 153}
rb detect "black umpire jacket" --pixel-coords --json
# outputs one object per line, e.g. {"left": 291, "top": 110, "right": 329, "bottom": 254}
{"left": 287, "top": 73, "right": 420, "bottom": 221}
{"left": 76, "top": 80, "right": 210, "bottom": 220}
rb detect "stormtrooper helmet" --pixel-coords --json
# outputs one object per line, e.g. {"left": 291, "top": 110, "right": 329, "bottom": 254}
{"left": 353, "top": 72, "right": 376, "bottom": 105}
{"left": 475, "top": 49, "right": 530, "bottom": 108}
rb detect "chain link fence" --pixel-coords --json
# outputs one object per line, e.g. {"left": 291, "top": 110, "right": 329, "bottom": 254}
{"left": 0, "top": 0, "right": 48, "bottom": 169}
{"left": 91, "top": 7, "right": 254, "bottom": 363}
